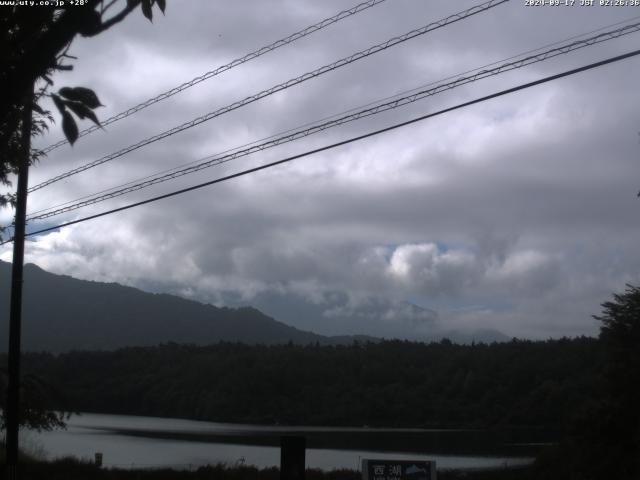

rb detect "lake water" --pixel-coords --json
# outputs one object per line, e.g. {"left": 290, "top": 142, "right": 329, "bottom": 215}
{"left": 24, "top": 413, "right": 537, "bottom": 471}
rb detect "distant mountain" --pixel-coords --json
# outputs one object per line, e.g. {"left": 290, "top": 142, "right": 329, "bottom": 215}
{"left": 0, "top": 261, "right": 342, "bottom": 352}
{"left": 223, "top": 289, "right": 509, "bottom": 344}
{"left": 0, "top": 261, "right": 508, "bottom": 352}
{"left": 219, "top": 289, "right": 439, "bottom": 338}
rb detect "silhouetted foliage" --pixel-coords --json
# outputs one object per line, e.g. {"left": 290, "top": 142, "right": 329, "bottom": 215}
{"left": 534, "top": 285, "right": 640, "bottom": 480}
{"left": 0, "top": 0, "right": 165, "bottom": 211}
{"left": 596, "top": 284, "right": 640, "bottom": 410}
{"left": 0, "top": 365, "right": 70, "bottom": 431}
{"left": 584, "top": 285, "right": 640, "bottom": 479}
{"left": 1, "top": 0, "right": 166, "bottom": 431}
{"left": 13, "top": 338, "right": 601, "bottom": 430}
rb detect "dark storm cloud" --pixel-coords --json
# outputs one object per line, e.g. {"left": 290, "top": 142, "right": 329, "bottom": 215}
{"left": 2, "top": 0, "right": 640, "bottom": 339}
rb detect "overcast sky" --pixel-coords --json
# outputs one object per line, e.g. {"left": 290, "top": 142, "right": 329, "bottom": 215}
{"left": 2, "top": 0, "right": 640, "bottom": 339}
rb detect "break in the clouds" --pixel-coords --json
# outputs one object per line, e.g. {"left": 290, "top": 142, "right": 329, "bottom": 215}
{"left": 2, "top": 0, "right": 640, "bottom": 339}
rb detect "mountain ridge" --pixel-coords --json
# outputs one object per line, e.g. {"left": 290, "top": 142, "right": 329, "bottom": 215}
{"left": 0, "top": 260, "right": 354, "bottom": 352}
{"left": 0, "top": 260, "right": 507, "bottom": 352}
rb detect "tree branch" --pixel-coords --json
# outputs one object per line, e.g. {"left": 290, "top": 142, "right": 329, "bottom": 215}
{"left": 101, "top": 0, "right": 120, "bottom": 15}
{"left": 0, "top": 0, "right": 142, "bottom": 120}
{"left": 91, "top": 0, "right": 141, "bottom": 35}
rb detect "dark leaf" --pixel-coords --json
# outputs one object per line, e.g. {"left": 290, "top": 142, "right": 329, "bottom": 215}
{"left": 141, "top": 0, "right": 153, "bottom": 21}
{"left": 77, "top": 9, "right": 102, "bottom": 36}
{"left": 51, "top": 94, "right": 66, "bottom": 115}
{"left": 54, "top": 64, "right": 73, "bottom": 71}
{"left": 65, "top": 100, "right": 101, "bottom": 127}
{"left": 64, "top": 101, "right": 88, "bottom": 119}
{"left": 62, "top": 111, "right": 79, "bottom": 145}
{"left": 59, "top": 87, "right": 103, "bottom": 109}
{"left": 42, "top": 75, "right": 53, "bottom": 86}
{"left": 32, "top": 103, "right": 46, "bottom": 115}
{"left": 156, "top": 0, "right": 166, "bottom": 14}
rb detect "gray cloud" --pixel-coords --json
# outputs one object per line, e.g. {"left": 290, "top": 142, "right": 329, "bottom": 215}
{"left": 2, "top": 0, "right": 640, "bottom": 340}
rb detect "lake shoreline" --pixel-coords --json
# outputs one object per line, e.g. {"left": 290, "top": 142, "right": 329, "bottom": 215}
{"left": 103, "top": 425, "right": 545, "bottom": 457}
{"left": 72, "top": 411, "right": 552, "bottom": 457}
{"left": 27, "top": 413, "right": 538, "bottom": 472}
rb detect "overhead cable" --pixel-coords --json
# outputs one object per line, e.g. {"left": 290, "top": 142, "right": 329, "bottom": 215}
{"left": 28, "top": 14, "right": 640, "bottom": 219}
{"left": 26, "top": 21, "right": 640, "bottom": 221}
{"left": 40, "top": 0, "right": 390, "bottom": 154}
{"left": 5, "top": 47, "right": 638, "bottom": 244}
{"left": 29, "top": 0, "right": 509, "bottom": 193}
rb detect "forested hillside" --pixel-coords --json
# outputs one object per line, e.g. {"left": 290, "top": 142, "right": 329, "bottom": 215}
{"left": 0, "top": 261, "right": 502, "bottom": 349}
{"left": 0, "top": 261, "right": 335, "bottom": 351}
{"left": 17, "top": 338, "right": 601, "bottom": 429}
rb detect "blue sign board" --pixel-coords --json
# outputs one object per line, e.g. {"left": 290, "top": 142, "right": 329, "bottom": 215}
{"left": 362, "top": 459, "right": 436, "bottom": 480}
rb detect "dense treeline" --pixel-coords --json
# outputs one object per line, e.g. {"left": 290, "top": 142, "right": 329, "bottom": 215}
{"left": 14, "top": 337, "right": 601, "bottom": 429}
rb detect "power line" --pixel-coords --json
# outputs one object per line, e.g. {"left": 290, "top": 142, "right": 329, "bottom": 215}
{"left": 32, "top": 0, "right": 506, "bottom": 191}
{"left": 39, "top": 0, "right": 390, "bottom": 154}
{"left": 25, "top": 20, "right": 640, "bottom": 221}
{"left": 27, "top": 14, "right": 640, "bottom": 219}
{"left": 28, "top": 0, "right": 509, "bottom": 193}
{"left": 6, "top": 47, "right": 638, "bottom": 244}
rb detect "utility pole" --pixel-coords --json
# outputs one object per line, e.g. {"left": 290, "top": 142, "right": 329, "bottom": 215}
{"left": 5, "top": 82, "right": 34, "bottom": 480}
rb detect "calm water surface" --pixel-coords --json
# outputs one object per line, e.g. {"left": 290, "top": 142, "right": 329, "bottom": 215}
{"left": 26, "top": 413, "right": 535, "bottom": 471}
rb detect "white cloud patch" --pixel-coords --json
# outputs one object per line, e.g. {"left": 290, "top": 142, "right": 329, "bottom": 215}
{"left": 387, "top": 243, "right": 477, "bottom": 294}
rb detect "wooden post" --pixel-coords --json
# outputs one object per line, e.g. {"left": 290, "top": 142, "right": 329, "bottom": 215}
{"left": 280, "top": 436, "right": 306, "bottom": 480}
{"left": 5, "top": 82, "right": 33, "bottom": 480}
